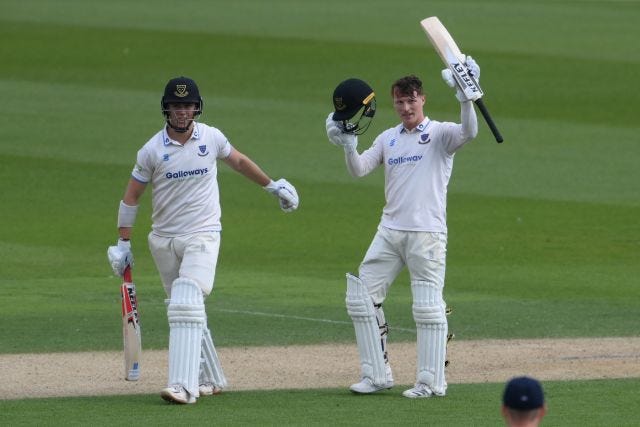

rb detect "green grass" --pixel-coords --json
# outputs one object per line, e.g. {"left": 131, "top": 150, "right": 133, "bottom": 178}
{"left": 1, "top": 379, "right": 639, "bottom": 426}
{"left": 1, "top": 0, "right": 639, "bottom": 424}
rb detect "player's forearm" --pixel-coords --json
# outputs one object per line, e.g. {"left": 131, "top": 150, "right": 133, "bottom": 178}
{"left": 460, "top": 100, "right": 478, "bottom": 141}
{"left": 118, "top": 227, "right": 132, "bottom": 240}
{"left": 229, "top": 153, "right": 271, "bottom": 186}
{"left": 345, "top": 149, "right": 366, "bottom": 177}
{"left": 116, "top": 179, "right": 146, "bottom": 238}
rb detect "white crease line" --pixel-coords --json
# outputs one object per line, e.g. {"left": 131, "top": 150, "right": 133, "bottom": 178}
{"left": 216, "top": 308, "right": 416, "bottom": 333}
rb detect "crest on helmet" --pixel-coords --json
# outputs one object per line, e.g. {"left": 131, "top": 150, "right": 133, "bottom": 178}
{"left": 334, "top": 97, "right": 346, "bottom": 111}
{"left": 174, "top": 85, "right": 188, "bottom": 97}
{"left": 331, "top": 78, "right": 376, "bottom": 135}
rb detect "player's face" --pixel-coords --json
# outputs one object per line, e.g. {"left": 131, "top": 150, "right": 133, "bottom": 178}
{"left": 393, "top": 89, "right": 425, "bottom": 130}
{"left": 167, "top": 103, "right": 197, "bottom": 129}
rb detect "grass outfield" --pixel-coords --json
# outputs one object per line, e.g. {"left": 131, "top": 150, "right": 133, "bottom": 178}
{"left": 1, "top": 0, "right": 639, "bottom": 424}
{"left": 1, "top": 379, "right": 639, "bottom": 426}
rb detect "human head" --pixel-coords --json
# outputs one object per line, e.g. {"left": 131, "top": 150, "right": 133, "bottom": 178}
{"left": 501, "top": 376, "right": 546, "bottom": 427}
{"left": 331, "top": 78, "right": 376, "bottom": 135}
{"left": 161, "top": 76, "right": 203, "bottom": 133}
{"left": 391, "top": 75, "right": 426, "bottom": 131}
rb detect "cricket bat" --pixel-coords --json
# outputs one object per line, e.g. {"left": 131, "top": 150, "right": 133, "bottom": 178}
{"left": 420, "top": 16, "right": 504, "bottom": 143}
{"left": 121, "top": 264, "right": 141, "bottom": 381}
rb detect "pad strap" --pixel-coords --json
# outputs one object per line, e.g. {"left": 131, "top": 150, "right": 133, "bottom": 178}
{"left": 200, "top": 326, "right": 228, "bottom": 389}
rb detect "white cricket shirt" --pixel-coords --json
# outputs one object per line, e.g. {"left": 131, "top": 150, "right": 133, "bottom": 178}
{"left": 347, "top": 117, "right": 472, "bottom": 233}
{"left": 131, "top": 122, "right": 232, "bottom": 237}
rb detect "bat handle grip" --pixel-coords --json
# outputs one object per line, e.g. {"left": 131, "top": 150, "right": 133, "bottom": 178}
{"left": 123, "top": 265, "right": 132, "bottom": 283}
{"left": 474, "top": 98, "right": 503, "bottom": 143}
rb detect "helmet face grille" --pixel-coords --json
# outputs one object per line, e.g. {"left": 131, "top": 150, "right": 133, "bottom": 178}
{"left": 339, "top": 98, "right": 376, "bottom": 135}
{"left": 161, "top": 76, "right": 203, "bottom": 116}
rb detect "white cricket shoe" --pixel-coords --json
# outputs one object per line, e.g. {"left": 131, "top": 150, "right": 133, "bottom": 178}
{"left": 402, "top": 383, "right": 445, "bottom": 399}
{"left": 199, "top": 383, "right": 223, "bottom": 396}
{"left": 349, "top": 374, "right": 394, "bottom": 394}
{"left": 349, "top": 364, "right": 394, "bottom": 394}
{"left": 161, "top": 385, "right": 196, "bottom": 404}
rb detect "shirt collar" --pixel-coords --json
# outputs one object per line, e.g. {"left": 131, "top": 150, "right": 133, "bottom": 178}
{"left": 162, "top": 122, "right": 201, "bottom": 146}
{"left": 399, "top": 117, "right": 430, "bottom": 134}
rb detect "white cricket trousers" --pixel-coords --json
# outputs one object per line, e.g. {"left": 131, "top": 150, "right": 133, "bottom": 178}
{"left": 148, "top": 231, "right": 221, "bottom": 297}
{"left": 359, "top": 225, "right": 447, "bottom": 305}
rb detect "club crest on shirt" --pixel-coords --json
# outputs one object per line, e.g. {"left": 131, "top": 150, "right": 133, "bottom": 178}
{"left": 197, "top": 144, "right": 209, "bottom": 157}
{"left": 419, "top": 133, "right": 431, "bottom": 144}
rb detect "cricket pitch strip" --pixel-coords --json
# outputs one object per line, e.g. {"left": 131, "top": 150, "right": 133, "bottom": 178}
{"left": 1, "top": 337, "right": 639, "bottom": 400}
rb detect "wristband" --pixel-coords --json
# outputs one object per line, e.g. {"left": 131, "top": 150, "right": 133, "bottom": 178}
{"left": 117, "top": 200, "right": 139, "bottom": 228}
{"left": 263, "top": 180, "right": 278, "bottom": 193}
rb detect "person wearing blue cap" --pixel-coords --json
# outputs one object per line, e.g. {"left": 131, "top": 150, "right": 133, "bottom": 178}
{"left": 501, "top": 376, "right": 547, "bottom": 426}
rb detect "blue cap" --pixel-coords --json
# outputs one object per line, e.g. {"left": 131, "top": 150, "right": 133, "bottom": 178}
{"left": 503, "top": 376, "right": 545, "bottom": 410}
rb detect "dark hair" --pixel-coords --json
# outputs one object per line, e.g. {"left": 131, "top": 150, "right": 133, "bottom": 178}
{"left": 391, "top": 75, "right": 423, "bottom": 97}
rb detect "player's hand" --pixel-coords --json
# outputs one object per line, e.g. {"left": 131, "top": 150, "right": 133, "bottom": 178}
{"left": 325, "top": 113, "right": 357, "bottom": 151}
{"left": 465, "top": 56, "right": 480, "bottom": 81}
{"left": 107, "top": 239, "right": 133, "bottom": 276}
{"left": 441, "top": 69, "right": 467, "bottom": 102}
{"left": 264, "top": 178, "right": 299, "bottom": 212}
{"left": 441, "top": 56, "right": 481, "bottom": 102}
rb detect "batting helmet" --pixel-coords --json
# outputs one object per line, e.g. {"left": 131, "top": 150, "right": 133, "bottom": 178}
{"left": 161, "top": 76, "right": 203, "bottom": 116}
{"left": 331, "top": 78, "right": 376, "bottom": 135}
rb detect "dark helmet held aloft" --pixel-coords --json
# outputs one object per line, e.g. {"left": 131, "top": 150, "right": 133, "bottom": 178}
{"left": 332, "top": 78, "right": 376, "bottom": 135}
{"left": 161, "top": 76, "right": 203, "bottom": 132}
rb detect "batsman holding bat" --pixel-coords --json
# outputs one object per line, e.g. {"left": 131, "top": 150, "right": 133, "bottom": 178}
{"left": 108, "top": 76, "right": 299, "bottom": 404}
{"left": 326, "top": 64, "right": 479, "bottom": 398}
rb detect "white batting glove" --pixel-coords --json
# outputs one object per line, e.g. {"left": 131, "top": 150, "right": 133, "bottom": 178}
{"left": 325, "top": 113, "right": 357, "bottom": 152}
{"left": 441, "top": 69, "right": 467, "bottom": 102}
{"left": 466, "top": 56, "right": 480, "bottom": 81}
{"left": 441, "top": 56, "right": 481, "bottom": 102}
{"left": 264, "top": 178, "right": 299, "bottom": 212}
{"left": 107, "top": 239, "right": 133, "bottom": 276}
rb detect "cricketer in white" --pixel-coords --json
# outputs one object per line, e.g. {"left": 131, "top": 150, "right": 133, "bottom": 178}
{"left": 108, "top": 76, "right": 299, "bottom": 404}
{"left": 326, "top": 59, "right": 479, "bottom": 399}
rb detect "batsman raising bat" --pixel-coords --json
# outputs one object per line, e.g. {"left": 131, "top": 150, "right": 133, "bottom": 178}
{"left": 326, "top": 67, "right": 478, "bottom": 398}
{"left": 108, "top": 76, "right": 299, "bottom": 404}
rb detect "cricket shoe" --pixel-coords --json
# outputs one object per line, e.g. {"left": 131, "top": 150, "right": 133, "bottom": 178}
{"left": 349, "top": 377, "right": 394, "bottom": 394}
{"left": 402, "top": 383, "right": 446, "bottom": 399}
{"left": 349, "top": 364, "right": 394, "bottom": 394}
{"left": 199, "top": 383, "right": 223, "bottom": 396}
{"left": 161, "top": 385, "right": 197, "bottom": 404}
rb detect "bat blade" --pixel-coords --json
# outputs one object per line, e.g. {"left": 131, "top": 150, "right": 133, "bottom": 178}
{"left": 121, "top": 265, "right": 141, "bottom": 381}
{"left": 420, "top": 16, "right": 504, "bottom": 143}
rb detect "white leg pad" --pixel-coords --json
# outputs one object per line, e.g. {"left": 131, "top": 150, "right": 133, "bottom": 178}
{"left": 411, "top": 280, "right": 448, "bottom": 395}
{"left": 200, "top": 326, "right": 228, "bottom": 389}
{"left": 346, "top": 273, "right": 386, "bottom": 386}
{"left": 167, "top": 278, "right": 206, "bottom": 397}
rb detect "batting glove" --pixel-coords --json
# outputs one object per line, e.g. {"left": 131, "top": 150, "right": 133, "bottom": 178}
{"left": 441, "top": 69, "right": 467, "bottom": 102}
{"left": 325, "top": 113, "right": 357, "bottom": 152}
{"left": 107, "top": 239, "right": 133, "bottom": 276}
{"left": 466, "top": 56, "right": 480, "bottom": 81}
{"left": 442, "top": 55, "right": 481, "bottom": 102}
{"left": 264, "top": 178, "right": 299, "bottom": 213}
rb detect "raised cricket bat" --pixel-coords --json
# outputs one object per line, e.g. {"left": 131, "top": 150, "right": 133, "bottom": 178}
{"left": 420, "top": 16, "right": 504, "bottom": 143}
{"left": 121, "top": 264, "right": 141, "bottom": 381}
